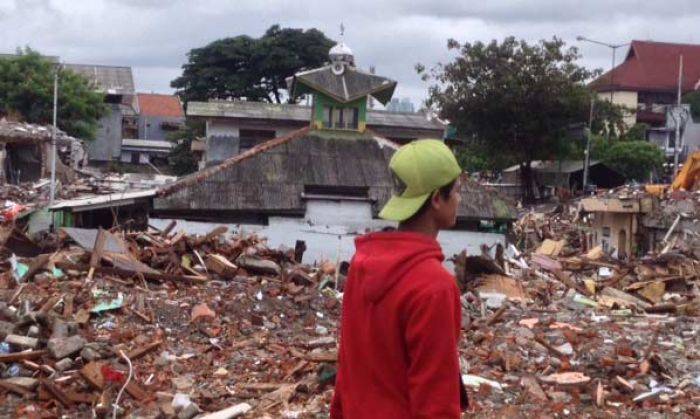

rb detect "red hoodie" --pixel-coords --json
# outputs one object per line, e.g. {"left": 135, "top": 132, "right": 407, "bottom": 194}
{"left": 330, "top": 231, "right": 465, "bottom": 418}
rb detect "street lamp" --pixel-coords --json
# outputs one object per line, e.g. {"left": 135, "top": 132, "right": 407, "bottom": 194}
{"left": 49, "top": 63, "right": 60, "bottom": 206}
{"left": 576, "top": 36, "right": 630, "bottom": 104}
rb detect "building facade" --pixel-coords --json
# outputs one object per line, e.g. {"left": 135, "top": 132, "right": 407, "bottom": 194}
{"left": 589, "top": 41, "right": 700, "bottom": 161}
{"left": 155, "top": 42, "right": 515, "bottom": 261}
{"left": 63, "top": 64, "right": 137, "bottom": 163}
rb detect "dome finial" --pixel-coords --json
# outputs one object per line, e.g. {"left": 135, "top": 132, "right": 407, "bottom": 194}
{"left": 329, "top": 23, "right": 354, "bottom": 68}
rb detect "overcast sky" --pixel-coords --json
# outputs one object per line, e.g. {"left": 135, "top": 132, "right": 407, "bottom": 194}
{"left": 1, "top": 0, "right": 699, "bottom": 106}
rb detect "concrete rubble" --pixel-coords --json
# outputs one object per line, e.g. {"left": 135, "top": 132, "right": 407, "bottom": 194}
{"left": 0, "top": 183, "right": 697, "bottom": 417}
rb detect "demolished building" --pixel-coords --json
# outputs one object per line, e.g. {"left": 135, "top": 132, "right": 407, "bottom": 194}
{"left": 154, "top": 42, "right": 516, "bottom": 261}
{"left": 0, "top": 120, "right": 86, "bottom": 184}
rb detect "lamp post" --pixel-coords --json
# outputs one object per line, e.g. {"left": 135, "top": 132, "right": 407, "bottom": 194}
{"left": 576, "top": 36, "right": 630, "bottom": 104}
{"left": 50, "top": 64, "right": 59, "bottom": 206}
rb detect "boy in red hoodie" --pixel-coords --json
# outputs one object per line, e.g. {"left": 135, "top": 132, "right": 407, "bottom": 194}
{"left": 331, "top": 140, "right": 467, "bottom": 418}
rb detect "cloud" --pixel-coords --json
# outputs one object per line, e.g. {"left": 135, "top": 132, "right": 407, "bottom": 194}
{"left": 0, "top": 0, "right": 698, "bottom": 106}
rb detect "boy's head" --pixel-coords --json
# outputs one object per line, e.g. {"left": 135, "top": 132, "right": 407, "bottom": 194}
{"left": 379, "top": 140, "right": 462, "bottom": 229}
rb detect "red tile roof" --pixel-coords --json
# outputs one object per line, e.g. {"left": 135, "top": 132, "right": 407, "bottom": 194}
{"left": 590, "top": 40, "right": 700, "bottom": 93}
{"left": 137, "top": 93, "right": 184, "bottom": 118}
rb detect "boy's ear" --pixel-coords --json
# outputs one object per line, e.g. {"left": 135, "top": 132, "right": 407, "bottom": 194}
{"left": 429, "top": 190, "right": 441, "bottom": 208}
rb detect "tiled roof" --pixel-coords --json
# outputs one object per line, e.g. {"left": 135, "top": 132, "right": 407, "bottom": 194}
{"left": 590, "top": 40, "right": 700, "bottom": 93}
{"left": 137, "top": 93, "right": 184, "bottom": 118}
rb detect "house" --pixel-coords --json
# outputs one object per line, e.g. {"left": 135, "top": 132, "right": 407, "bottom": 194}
{"left": 580, "top": 195, "right": 654, "bottom": 259}
{"left": 189, "top": 102, "right": 446, "bottom": 167}
{"left": 499, "top": 160, "right": 625, "bottom": 200}
{"left": 154, "top": 42, "right": 516, "bottom": 262}
{"left": 589, "top": 41, "right": 700, "bottom": 162}
{"left": 63, "top": 64, "right": 137, "bottom": 164}
{"left": 185, "top": 49, "right": 445, "bottom": 167}
{"left": 590, "top": 40, "right": 700, "bottom": 127}
{"left": 118, "top": 93, "right": 184, "bottom": 166}
{"left": 135, "top": 93, "right": 185, "bottom": 140}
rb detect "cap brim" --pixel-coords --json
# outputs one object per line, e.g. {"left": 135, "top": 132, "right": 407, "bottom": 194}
{"left": 379, "top": 192, "right": 431, "bottom": 222}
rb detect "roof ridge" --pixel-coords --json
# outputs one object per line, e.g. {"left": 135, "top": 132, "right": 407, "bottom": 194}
{"left": 158, "top": 126, "right": 311, "bottom": 197}
{"left": 632, "top": 39, "right": 700, "bottom": 48}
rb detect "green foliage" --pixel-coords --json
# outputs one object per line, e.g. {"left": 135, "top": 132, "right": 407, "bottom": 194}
{"left": 167, "top": 122, "right": 203, "bottom": 176}
{"left": 419, "top": 37, "right": 597, "bottom": 200}
{"left": 620, "top": 123, "right": 649, "bottom": 142}
{"left": 598, "top": 140, "right": 664, "bottom": 181}
{"left": 172, "top": 25, "right": 335, "bottom": 104}
{"left": 590, "top": 98, "right": 626, "bottom": 137}
{"left": 0, "top": 48, "right": 106, "bottom": 140}
{"left": 683, "top": 91, "right": 700, "bottom": 120}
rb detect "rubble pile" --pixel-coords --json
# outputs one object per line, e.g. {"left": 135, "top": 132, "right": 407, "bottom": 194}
{"left": 0, "top": 225, "right": 340, "bottom": 418}
{"left": 0, "top": 212, "right": 698, "bottom": 417}
{"left": 457, "top": 218, "right": 700, "bottom": 416}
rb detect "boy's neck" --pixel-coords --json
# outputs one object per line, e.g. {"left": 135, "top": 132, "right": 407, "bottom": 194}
{"left": 397, "top": 217, "right": 439, "bottom": 239}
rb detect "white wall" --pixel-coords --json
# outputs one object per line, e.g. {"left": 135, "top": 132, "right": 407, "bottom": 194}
{"left": 598, "top": 91, "right": 638, "bottom": 128}
{"left": 152, "top": 199, "right": 506, "bottom": 265}
{"left": 208, "top": 120, "right": 239, "bottom": 138}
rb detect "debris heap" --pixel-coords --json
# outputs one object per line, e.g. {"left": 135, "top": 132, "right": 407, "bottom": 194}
{"left": 0, "top": 225, "right": 340, "bottom": 418}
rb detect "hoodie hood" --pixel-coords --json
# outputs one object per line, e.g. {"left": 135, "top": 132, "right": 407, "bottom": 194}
{"left": 352, "top": 231, "right": 444, "bottom": 303}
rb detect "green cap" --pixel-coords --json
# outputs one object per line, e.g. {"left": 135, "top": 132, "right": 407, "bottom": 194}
{"left": 379, "top": 139, "right": 462, "bottom": 221}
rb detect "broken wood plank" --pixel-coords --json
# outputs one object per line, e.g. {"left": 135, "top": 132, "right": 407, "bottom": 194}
{"left": 199, "top": 403, "right": 252, "bottom": 419}
{"left": 87, "top": 228, "right": 108, "bottom": 280}
{"left": 21, "top": 253, "right": 51, "bottom": 282}
{"left": 55, "top": 261, "right": 206, "bottom": 285}
{"left": 161, "top": 220, "right": 177, "bottom": 237}
{"left": 534, "top": 335, "right": 568, "bottom": 359}
{"left": 80, "top": 362, "right": 105, "bottom": 390}
{"left": 486, "top": 303, "right": 509, "bottom": 326}
{"left": 121, "top": 340, "right": 162, "bottom": 362}
{"left": 194, "top": 226, "right": 228, "bottom": 246}
{"left": 125, "top": 381, "right": 147, "bottom": 401}
{"left": 0, "top": 379, "right": 34, "bottom": 397}
{"left": 600, "top": 287, "right": 651, "bottom": 309}
{"left": 0, "top": 350, "right": 47, "bottom": 363}
{"left": 41, "top": 380, "right": 73, "bottom": 407}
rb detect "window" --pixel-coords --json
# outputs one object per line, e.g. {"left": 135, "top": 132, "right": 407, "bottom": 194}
{"left": 342, "top": 107, "right": 358, "bottom": 129}
{"left": 321, "top": 106, "right": 359, "bottom": 129}
{"left": 602, "top": 227, "right": 610, "bottom": 238}
{"left": 323, "top": 106, "right": 332, "bottom": 128}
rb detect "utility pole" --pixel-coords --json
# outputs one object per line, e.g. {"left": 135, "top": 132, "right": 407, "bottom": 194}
{"left": 583, "top": 98, "right": 595, "bottom": 191}
{"left": 674, "top": 55, "right": 684, "bottom": 175}
{"left": 49, "top": 67, "right": 58, "bottom": 206}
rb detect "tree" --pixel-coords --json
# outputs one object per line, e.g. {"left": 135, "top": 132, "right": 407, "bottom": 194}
{"left": 0, "top": 48, "right": 106, "bottom": 140}
{"left": 683, "top": 91, "right": 700, "bottom": 120}
{"left": 172, "top": 25, "right": 335, "bottom": 104}
{"left": 598, "top": 140, "right": 664, "bottom": 182}
{"left": 167, "top": 122, "right": 203, "bottom": 176}
{"left": 419, "top": 37, "right": 596, "bottom": 201}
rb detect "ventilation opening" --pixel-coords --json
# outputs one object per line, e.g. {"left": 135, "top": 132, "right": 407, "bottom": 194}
{"left": 304, "top": 185, "right": 369, "bottom": 198}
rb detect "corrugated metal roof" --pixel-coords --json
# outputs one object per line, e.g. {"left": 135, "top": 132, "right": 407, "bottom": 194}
{"left": 50, "top": 189, "right": 156, "bottom": 211}
{"left": 186, "top": 101, "right": 444, "bottom": 131}
{"left": 63, "top": 64, "right": 134, "bottom": 95}
{"left": 503, "top": 160, "right": 603, "bottom": 174}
